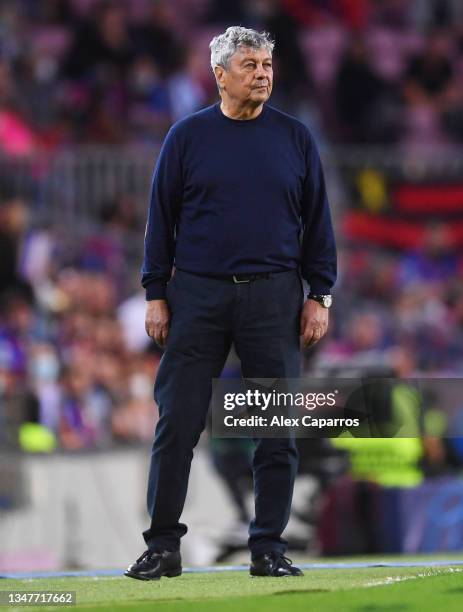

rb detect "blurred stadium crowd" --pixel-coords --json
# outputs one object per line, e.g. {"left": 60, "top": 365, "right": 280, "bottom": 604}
{"left": 1, "top": 0, "right": 463, "bottom": 454}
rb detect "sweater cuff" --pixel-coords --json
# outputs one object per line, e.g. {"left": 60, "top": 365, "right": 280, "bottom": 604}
{"left": 307, "top": 276, "right": 333, "bottom": 295}
{"left": 145, "top": 280, "right": 167, "bottom": 301}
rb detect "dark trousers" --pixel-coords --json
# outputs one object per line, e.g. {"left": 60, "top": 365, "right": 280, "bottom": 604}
{"left": 143, "top": 269, "right": 303, "bottom": 557}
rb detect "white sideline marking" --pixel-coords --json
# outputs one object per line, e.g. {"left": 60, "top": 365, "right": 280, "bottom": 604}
{"left": 364, "top": 567, "right": 463, "bottom": 587}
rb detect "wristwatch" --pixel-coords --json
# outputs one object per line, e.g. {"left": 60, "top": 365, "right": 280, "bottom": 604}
{"left": 308, "top": 294, "right": 332, "bottom": 308}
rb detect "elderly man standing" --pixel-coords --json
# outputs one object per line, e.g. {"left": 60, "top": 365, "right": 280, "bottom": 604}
{"left": 125, "top": 26, "right": 336, "bottom": 580}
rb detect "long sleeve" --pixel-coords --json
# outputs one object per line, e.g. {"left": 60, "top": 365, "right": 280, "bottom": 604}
{"left": 300, "top": 133, "right": 337, "bottom": 294}
{"left": 141, "top": 128, "right": 183, "bottom": 300}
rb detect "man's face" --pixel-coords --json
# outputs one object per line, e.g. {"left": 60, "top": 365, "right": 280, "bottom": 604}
{"left": 215, "top": 46, "right": 273, "bottom": 106}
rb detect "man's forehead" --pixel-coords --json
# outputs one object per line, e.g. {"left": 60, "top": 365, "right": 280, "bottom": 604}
{"left": 232, "top": 46, "right": 272, "bottom": 62}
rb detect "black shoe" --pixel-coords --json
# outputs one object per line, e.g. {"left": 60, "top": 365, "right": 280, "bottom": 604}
{"left": 124, "top": 550, "right": 182, "bottom": 581}
{"left": 250, "top": 553, "right": 303, "bottom": 577}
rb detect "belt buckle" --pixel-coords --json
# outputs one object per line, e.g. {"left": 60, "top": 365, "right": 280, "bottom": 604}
{"left": 233, "top": 274, "right": 250, "bottom": 284}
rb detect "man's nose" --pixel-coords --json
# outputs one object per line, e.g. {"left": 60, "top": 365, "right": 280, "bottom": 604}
{"left": 254, "top": 64, "right": 267, "bottom": 79}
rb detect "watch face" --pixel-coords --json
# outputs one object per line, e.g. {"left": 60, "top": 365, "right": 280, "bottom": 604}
{"left": 322, "top": 295, "right": 332, "bottom": 308}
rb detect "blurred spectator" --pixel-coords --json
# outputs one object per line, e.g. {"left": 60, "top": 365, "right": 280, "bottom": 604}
{"left": 130, "top": 0, "right": 184, "bottom": 77}
{"left": 117, "top": 291, "right": 150, "bottom": 354}
{"left": 167, "top": 48, "right": 210, "bottom": 121}
{"left": 0, "top": 61, "right": 38, "bottom": 156}
{"left": 111, "top": 351, "right": 159, "bottom": 444}
{"left": 29, "top": 341, "right": 61, "bottom": 432}
{"left": 250, "top": 0, "right": 315, "bottom": 113}
{"left": 404, "top": 31, "right": 453, "bottom": 103}
{"left": 412, "top": 0, "right": 463, "bottom": 32}
{"left": 58, "top": 361, "right": 112, "bottom": 450}
{"left": 62, "top": 2, "right": 134, "bottom": 80}
{"left": 398, "top": 223, "right": 459, "bottom": 285}
{"left": 403, "top": 29, "right": 463, "bottom": 142}
{"left": 335, "top": 36, "right": 399, "bottom": 142}
{"left": 128, "top": 56, "right": 171, "bottom": 140}
{"left": 0, "top": 197, "right": 33, "bottom": 299}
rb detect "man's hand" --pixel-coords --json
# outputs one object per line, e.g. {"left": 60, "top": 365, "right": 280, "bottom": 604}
{"left": 300, "top": 299, "right": 329, "bottom": 348}
{"left": 145, "top": 299, "right": 171, "bottom": 347}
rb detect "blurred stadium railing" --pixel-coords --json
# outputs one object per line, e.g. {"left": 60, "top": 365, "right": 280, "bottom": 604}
{"left": 2, "top": 147, "right": 463, "bottom": 242}
{"left": 0, "top": 148, "right": 157, "bottom": 229}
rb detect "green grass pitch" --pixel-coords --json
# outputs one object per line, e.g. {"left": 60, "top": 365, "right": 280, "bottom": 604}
{"left": 1, "top": 563, "right": 463, "bottom": 611}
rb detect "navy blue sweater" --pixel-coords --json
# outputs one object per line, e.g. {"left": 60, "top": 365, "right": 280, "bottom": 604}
{"left": 142, "top": 102, "right": 336, "bottom": 300}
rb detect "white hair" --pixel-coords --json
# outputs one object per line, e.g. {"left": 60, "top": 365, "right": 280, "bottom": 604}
{"left": 209, "top": 26, "right": 274, "bottom": 72}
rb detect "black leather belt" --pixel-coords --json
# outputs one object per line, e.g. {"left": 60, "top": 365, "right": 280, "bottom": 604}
{"left": 177, "top": 269, "right": 292, "bottom": 283}
{"left": 229, "top": 273, "right": 270, "bottom": 284}
{"left": 180, "top": 270, "right": 275, "bottom": 283}
{"left": 208, "top": 272, "right": 271, "bottom": 283}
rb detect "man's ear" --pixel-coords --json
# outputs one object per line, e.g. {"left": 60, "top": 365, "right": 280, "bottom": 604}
{"left": 214, "top": 65, "right": 225, "bottom": 90}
